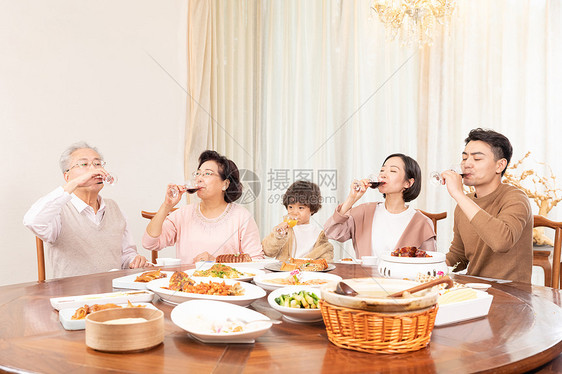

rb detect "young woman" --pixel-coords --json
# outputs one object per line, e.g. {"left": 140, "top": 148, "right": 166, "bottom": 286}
{"left": 142, "top": 150, "right": 264, "bottom": 264}
{"left": 324, "top": 153, "right": 436, "bottom": 259}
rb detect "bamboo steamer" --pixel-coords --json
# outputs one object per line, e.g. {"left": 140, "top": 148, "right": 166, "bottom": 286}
{"left": 85, "top": 307, "right": 164, "bottom": 352}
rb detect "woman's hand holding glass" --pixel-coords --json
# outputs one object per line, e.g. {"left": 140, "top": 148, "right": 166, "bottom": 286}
{"left": 167, "top": 179, "right": 200, "bottom": 200}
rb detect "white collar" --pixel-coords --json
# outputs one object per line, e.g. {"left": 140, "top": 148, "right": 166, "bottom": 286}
{"left": 70, "top": 194, "right": 104, "bottom": 213}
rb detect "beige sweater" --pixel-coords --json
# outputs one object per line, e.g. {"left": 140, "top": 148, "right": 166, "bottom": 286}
{"left": 446, "top": 183, "right": 533, "bottom": 283}
{"left": 47, "top": 199, "right": 125, "bottom": 279}
{"left": 324, "top": 203, "right": 436, "bottom": 258}
{"left": 262, "top": 228, "right": 334, "bottom": 262}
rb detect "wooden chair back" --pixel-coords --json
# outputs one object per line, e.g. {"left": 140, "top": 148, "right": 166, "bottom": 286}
{"left": 417, "top": 210, "right": 447, "bottom": 235}
{"left": 533, "top": 215, "right": 562, "bottom": 289}
{"left": 36, "top": 237, "right": 46, "bottom": 282}
{"left": 141, "top": 208, "right": 178, "bottom": 264}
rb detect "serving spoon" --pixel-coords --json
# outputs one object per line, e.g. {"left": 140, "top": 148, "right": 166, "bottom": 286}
{"left": 335, "top": 281, "right": 358, "bottom": 296}
{"left": 388, "top": 276, "right": 454, "bottom": 298}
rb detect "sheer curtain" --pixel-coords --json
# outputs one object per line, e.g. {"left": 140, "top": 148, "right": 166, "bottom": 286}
{"left": 185, "top": 0, "right": 562, "bottom": 259}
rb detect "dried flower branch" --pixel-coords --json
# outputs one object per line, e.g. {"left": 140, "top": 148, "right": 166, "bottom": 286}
{"left": 503, "top": 152, "right": 562, "bottom": 245}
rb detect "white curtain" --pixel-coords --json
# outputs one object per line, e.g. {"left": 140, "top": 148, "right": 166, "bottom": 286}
{"left": 185, "top": 0, "right": 562, "bottom": 259}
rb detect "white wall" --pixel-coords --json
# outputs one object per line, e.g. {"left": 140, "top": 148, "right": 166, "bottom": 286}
{"left": 0, "top": 0, "right": 188, "bottom": 285}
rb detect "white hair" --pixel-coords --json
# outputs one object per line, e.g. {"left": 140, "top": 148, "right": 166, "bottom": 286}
{"left": 59, "top": 141, "right": 103, "bottom": 173}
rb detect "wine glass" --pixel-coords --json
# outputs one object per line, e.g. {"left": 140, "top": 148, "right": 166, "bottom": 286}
{"left": 168, "top": 179, "right": 200, "bottom": 199}
{"left": 354, "top": 174, "right": 384, "bottom": 191}
{"left": 429, "top": 164, "right": 464, "bottom": 186}
{"left": 102, "top": 173, "right": 118, "bottom": 186}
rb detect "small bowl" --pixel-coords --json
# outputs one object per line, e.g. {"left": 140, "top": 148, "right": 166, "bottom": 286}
{"left": 85, "top": 307, "right": 164, "bottom": 352}
{"left": 361, "top": 256, "right": 379, "bottom": 266}
{"left": 156, "top": 258, "right": 181, "bottom": 266}
{"left": 268, "top": 286, "right": 323, "bottom": 323}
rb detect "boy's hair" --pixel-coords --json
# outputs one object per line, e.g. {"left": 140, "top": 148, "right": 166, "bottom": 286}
{"left": 282, "top": 180, "right": 322, "bottom": 215}
{"left": 465, "top": 128, "right": 513, "bottom": 176}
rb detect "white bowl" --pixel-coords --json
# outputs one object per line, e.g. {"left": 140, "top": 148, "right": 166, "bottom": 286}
{"left": 146, "top": 277, "right": 266, "bottom": 306}
{"left": 361, "top": 256, "right": 379, "bottom": 266}
{"left": 378, "top": 251, "right": 448, "bottom": 280}
{"left": 171, "top": 300, "right": 273, "bottom": 343}
{"left": 268, "top": 286, "right": 323, "bottom": 323}
{"left": 253, "top": 272, "right": 342, "bottom": 292}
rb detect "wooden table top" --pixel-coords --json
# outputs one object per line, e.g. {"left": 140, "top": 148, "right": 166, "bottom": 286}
{"left": 1, "top": 264, "right": 561, "bottom": 374}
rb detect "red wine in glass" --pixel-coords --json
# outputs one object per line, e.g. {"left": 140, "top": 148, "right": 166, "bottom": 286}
{"left": 186, "top": 187, "right": 201, "bottom": 194}
{"left": 369, "top": 181, "right": 383, "bottom": 189}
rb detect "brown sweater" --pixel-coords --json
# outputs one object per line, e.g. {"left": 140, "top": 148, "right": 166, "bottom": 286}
{"left": 262, "top": 228, "right": 334, "bottom": 262}
{"left": 323, "top": 203, "right": 436, "bottom": 258}
{"left": 446, "top": 183, "right": 533, "bottom": 283}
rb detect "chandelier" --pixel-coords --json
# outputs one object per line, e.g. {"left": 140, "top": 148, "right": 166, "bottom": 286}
{"left": 371, "top": 0, "right": 456, "bottom": 47}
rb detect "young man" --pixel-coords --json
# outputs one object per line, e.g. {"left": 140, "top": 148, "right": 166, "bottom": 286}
{"left": 443, "top": 128, "right": 533, "bottom": 282}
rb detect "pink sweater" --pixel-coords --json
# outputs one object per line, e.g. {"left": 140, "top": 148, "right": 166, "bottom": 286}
{"left": 142, "top": 203, "right": 264, "bottom": 264}
{"left": 324, "top": 203, "right": 436, "bottom": 258}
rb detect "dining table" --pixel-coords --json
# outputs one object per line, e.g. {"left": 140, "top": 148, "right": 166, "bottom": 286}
{"left": 1, "top": 263, "right": 562, "bottom": 374}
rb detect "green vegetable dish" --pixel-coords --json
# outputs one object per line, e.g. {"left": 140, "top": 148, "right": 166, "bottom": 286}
{"left": 274, "top": 291, "right": 320, "bottom": 309}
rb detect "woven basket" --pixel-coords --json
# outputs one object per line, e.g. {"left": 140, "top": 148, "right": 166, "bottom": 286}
{"left": 319, "top": 300, "right": 438, "bottom": 354}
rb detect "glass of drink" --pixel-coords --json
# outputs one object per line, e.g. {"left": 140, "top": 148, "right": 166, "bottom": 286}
{"left": 354, "top": 174, "right": 385, "bottom": 191}
{"left": 283, "top": 215, "right": 299, "bottom": 228}
{"left": 102, "top": 173, "right": 118, "bottom": 186}
{"left": 168, "top": 179, "right": 201, "bottom": 199}
{"left": 429, "top": 164, "right": 464, "bottom": 185}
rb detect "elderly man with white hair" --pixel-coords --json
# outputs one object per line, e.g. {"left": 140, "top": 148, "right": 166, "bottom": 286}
{"left": 24, "top": 142, "right": 149, "bottom": 279}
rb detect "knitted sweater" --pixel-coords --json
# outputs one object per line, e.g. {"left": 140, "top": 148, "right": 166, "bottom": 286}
{"left": 446, "top": 183, "right": 533, "bottom": 283}
{"left": 47, "top": 199, "right": 124, "bottom": 278}
{"left": 324, "top": 202, "right": 436, "bottom": 258}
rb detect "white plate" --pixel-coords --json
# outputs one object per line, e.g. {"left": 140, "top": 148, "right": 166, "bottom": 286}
{"left": 171, "top": 300, "right": 273, "bottom": 343}
{"left": 464, "top": 283, "right": 492, "bottom": 290}
{"left": 58, "top": 303, "right": 158, "bottom": 330}
{"left": 112, "top": 271, "right": 175, "bottom": 290}
{"left": 253, "top": 272, "right": 342, "bottom": 292}
{"left": 196, "top": 258, "right": 279, "bottom": 270}
{"left": 186, "top": 264, "right": 265, "bottom": 282}
{"left": 264, "top": 263, "right": 336, "bottom": 272}
{"left": 334, "top": 259, "right": 362, "bottom": 264}
{"left": 147, "top": 277, "right": 266, "bottom": 307}
{"left": 435, "top": 290, "right": 494, "bottom": 326}
{"left": 50, "top": 290, "right": 155, "bottom": 311}
{"left": 380, "top": 251, "right": 446, "bottom": 264}
{"left": 268, "top": 286, "right": 323, "bottom": 323}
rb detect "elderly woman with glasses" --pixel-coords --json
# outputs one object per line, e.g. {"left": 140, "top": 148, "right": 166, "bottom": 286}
{"left": 23, "top": 142, "right": 150, "bottom": 279}
{"left": 142, "top": 150, "right": 264, "bottom": 264}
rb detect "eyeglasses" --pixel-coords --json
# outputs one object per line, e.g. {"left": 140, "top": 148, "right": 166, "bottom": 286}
{"left": 192, "top": 170, "right": 218, "bottom": 178}
{"left": 66, "top": 159, "right": 106, "bottom": 172}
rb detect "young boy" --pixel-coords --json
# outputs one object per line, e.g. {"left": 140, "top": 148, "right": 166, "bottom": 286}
{"left": 262, "top": 180, "right": 334, "bottom": 261}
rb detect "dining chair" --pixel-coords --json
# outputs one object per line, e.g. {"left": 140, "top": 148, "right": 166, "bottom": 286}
{"left": 35, "top": 237, "right": 46, "bottom": 282}
{"left": 141, "top": 208, "right": 178, "bottom": 264}
{"left": 417, "top": 210, "right": 447, "bottom": 235}
{"left": 532, "top": 215, "right": 562, "bottom": 289}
